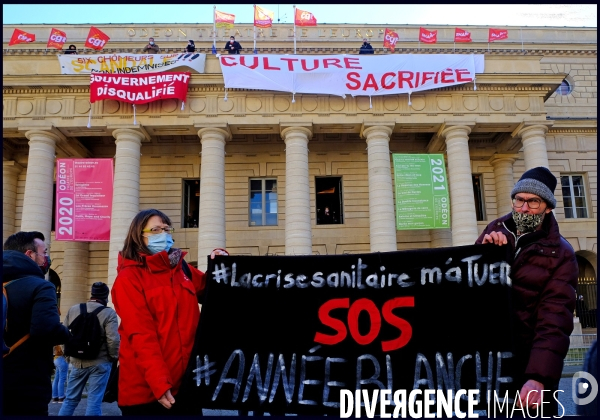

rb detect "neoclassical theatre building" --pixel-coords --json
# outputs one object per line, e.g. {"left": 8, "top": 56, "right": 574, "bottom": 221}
{"left": 3, "top": 23, "right": 597, "bottom": 318}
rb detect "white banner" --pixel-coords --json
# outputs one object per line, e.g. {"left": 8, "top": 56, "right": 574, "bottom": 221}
{"left": 58, "top": 53, "right": 206, "bottom": 75}
{"left": 219, "top": 54, "right": 484, "bottom": 97}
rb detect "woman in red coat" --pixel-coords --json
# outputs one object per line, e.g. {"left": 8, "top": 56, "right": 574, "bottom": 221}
{"left": 112, "top": 208, "right": 227, "bottom": 415}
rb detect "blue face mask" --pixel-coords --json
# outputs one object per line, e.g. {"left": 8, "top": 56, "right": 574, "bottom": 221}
{"left": 146, "top": 233, "right": 174, "bottom": 255}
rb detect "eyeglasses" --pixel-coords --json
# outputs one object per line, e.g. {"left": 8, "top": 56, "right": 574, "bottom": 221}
{"left": 33, "top": 251, "right": 48, "bottom": 256}
{"left": 142, "top": 226, "right": 175, "bottom": 234}
{"left": 512, "top": 197, "right": 543, "bottom": 209}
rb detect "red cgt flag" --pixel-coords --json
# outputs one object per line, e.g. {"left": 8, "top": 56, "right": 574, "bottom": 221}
{"left": 489, "top": 28, "right": 508, "bottom": 42}
{"left": 295, "top": 8, "right": 317, "bottom": 26}
{"left": 454, "top": 28, "right": 472, "bottom": 43}
{"left": 85, "top": 26, "right": 110, "bottom": 50}
{"left": 419, "top": 27, "right": 437, "bottom": 44}
{"left": 9, "top": 28, "right": 36, "bottom": 46}
{"left": 47, "top": 28, "right": 67, "bottom": 50}
{"left": 383, "top": 28, "right": 399, "bottom": 52}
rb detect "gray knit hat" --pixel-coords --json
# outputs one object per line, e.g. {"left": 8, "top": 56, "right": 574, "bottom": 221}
{"left": 511, "top": 166, "right": 557, "bottom": 209}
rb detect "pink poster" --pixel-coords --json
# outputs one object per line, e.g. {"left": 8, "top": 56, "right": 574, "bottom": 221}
{"left": 55, "top": 159, "right": 113, "bottom": 241}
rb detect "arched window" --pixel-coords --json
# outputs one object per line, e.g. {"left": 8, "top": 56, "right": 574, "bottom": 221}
{"left": 556, "top": 80, "right": 573, "bottom": 95}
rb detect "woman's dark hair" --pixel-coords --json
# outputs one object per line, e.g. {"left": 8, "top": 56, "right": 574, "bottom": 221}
{"left": 121, "top": 209, "right": 172, "bottom": 263}
{"left": 68, "top": 44, "right": 76, "bottom": 49}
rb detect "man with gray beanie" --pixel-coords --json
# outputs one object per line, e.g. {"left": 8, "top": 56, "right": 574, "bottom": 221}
{"left": 59, "top": 282, "right": 120, "bottom": 416}
{"left": 476, "top": 166, "right": 577, "bottom": 415}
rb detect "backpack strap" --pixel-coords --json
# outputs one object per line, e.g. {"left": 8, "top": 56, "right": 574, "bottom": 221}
{"left": 90, "top": 305, "right": 107, "bottom": 317}
{"left": 3, "top": 281, "right": 31, "bottom": 358}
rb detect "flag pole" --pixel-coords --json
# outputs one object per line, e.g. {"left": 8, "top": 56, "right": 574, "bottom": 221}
{"left": 213, "top": 5, "right": 216, "bottom": 52}
{"left": 520, "top": 28, "right": 524, "bottom": 52}
{"left": 253, "top": 5, "right": 257, "bottom": 53}
{"left": 293, "top": 4, "right": 297, "bottom": 54}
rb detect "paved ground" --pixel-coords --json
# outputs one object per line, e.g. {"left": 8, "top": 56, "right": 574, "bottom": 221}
{"left": 48, "top": 366, "right": 586, "bottom": 416}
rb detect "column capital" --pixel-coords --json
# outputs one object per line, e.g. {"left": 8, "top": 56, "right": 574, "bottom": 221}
{"left": 512, "top": 120, "right": 554, "bottom": 138}
{"left": 3, "top": 160, "right": 24, "bottom": 175}
{"left": 489, "top": 154, "right": 519, "bottom": 166}
{"left": 197, "top": 124, "right": 231, "bottom": 142}
{"left": 24, "top": 130, "right": 61, "bottom": 145}
{"left": 281, "top": 125, "right": 313, "bottom": 141}
{"left": 440, "top": 123, "right": 474, "bottom": 139}
{"left": 360, "top": 123, "right": 394, "bottom": 139}
{"left": 111, "top": 127, "right": 149, "bottom": 143}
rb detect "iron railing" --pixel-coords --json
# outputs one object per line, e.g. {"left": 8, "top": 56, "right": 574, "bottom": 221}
{"left": 566, "top": 334, "right": 597, "bottom": 365}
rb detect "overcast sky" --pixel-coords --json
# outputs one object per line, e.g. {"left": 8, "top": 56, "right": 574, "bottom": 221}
{"left": 2, "top": 4, "right": 597, "bottom": 26}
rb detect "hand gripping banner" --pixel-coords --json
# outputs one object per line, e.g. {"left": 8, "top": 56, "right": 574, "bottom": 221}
{"left": 179, "top": 244, "right": 518, "bottom": 415}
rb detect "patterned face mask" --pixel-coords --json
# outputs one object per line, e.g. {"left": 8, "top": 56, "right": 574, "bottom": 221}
{"left": 512, "top": 210, "right": 544, "bottom": 234}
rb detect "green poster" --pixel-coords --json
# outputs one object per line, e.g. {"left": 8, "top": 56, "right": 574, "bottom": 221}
{"left": 392, "top": 154, "right": 450, "bottom": 230}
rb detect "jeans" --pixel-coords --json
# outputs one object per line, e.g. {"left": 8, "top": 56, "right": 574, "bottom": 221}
{"left": 58, "top": 361, "right": 112, "bottom": 416}
{"left": 52, "top": 356, "right": 69, "bottom": 398}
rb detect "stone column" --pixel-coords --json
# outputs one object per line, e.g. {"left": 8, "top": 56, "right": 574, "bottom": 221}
{"left": 442, "top": 125, "right": 479, "bottom": 246}
{"left": 21, "top": 130, "right": 59, "bottom": 244}
{"left": 281, "top": 126, "right": 313, "bottom": 255}
{"left": 197, "top": 127, "right": 229, "bottom": 271}
{"left": 518, "top": 124, "right": 550, "bottom": 170}
{"left": 363, "top": 125, "right": 397, "bottom": 252}
{"left": 60, "top": 241, "right": 89, "bottom": 315}
{"left": 3, "top": 161, "right": 23, "bottom": 244}
{"left": 106, "top": 129, "right": 144, "bottom": 287}
{"left": 490, "top": 155, "right": 518, "bottom": 217}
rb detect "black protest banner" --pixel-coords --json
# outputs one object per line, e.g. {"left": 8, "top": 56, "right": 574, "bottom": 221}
{"left": 180, "top": 244, "right": 518, "bottom": 415}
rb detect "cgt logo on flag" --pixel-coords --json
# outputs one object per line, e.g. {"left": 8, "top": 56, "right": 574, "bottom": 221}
{"left": 489, "top": 28, "right": 508, "bottom": 42}
{"left": 85, "top": 26, "right": 110, "bottom": 50}
{"left": 9, "top": 28, "right": 36, "bottom": 46}
{"left": 383, "top": 28, "right": 399, "bottom": 52}
{"left": 419, "top": 27, "right": 437, "bottom": 44}
{"left": 47, "top": 28, "right": 67, "bottom": 50}
{"left": 295, "top": 8, "right": 317, "bottom": 26}
{"left": 454, "top": 28, "right": 472, "bottom": 43}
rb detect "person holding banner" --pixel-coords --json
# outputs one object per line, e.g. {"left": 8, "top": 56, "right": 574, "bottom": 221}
{"left": 185, "top": 40, "right": 195, "bottom": 53}
{"left": 143, "top": 37, "right": 160, "bottom": 54}
{"left": 64, "top": 44, "right": 77, "bottom": 54}
{"left": 359, "top": 38, "right": 374, "bottom": 54}
{"left": 476, "top": 167, "right": 577, "bottom": 415}
{"left": 111, "top": 209, "right": 228, "bottom": 415}
{"left": 224, "top": 35, "right": 242, "bottom": 54}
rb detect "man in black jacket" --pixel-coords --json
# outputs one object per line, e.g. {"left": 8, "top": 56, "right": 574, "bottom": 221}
{"left": 224, "top": 36, "right": 242, "bottom": 54}
{"left": 2, "top": 231, "right": 71, "bottom": 415}
{"left": 359, "top": 38, "right": 374, "bottom": 54}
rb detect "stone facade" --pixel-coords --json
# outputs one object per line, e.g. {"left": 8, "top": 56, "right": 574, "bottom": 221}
{"left": 2, "top": 24, "right": 596, "bottom": 317}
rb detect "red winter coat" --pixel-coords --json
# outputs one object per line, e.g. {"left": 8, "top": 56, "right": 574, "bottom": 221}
{"left": 476, "top": 212, "right": 577, "bottom": 387}
{"left": 111, "top": 250, "right": 206, "bottom": 407}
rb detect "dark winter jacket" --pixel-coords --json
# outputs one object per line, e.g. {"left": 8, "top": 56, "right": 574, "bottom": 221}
{"left": 2, "top": 250, "right": 70, "bottom": 408}
{"left": 476, "top": 212, "right": 577, "bottom": 387}
{"left": 359, "top": 42, "right": 374, "bottom": 54}
{"left": 224, "top": 40, "right": 242, "bottom": 54}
